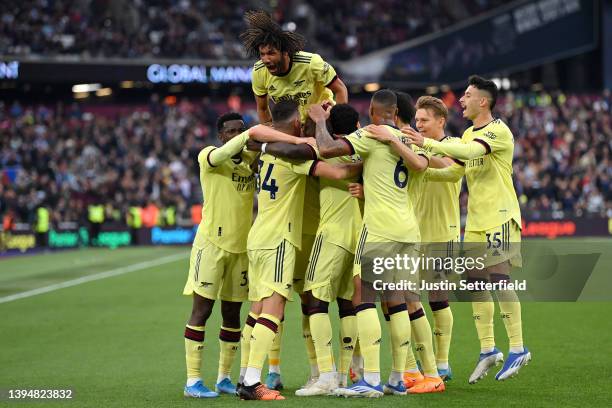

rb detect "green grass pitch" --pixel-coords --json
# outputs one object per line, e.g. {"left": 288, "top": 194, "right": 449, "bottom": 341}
{"left": 1, "top": 241, "right": 611, "bottom": 407}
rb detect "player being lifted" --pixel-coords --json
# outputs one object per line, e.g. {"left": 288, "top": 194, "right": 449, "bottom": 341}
{"left": 238, "top": 101, "right": 362, "bottom": 401}
{"left": 308, "top": 90, "right": 444, "bottom": 397}
{"left": 181, "top": 113, "right": 313, "bottom": 398}
{"left": 240, "top": 10, "right": 349, "bottom": 391}
{"left": 367, "top": 95, "right": 461, "bottom": 384}
{"left": 405, "top": 75, "right": 530, "bottom": 383}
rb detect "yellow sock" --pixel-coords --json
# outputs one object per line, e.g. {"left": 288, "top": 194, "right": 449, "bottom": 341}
{"left": 495, "top": 291, "right": 523, "bottom": 349}
{"left": 302, "top": 311, "right": 318, "bottom": 375}
{"left": 356, "top": 305, "right": 381, "bottom": 376}
{"left": 310, "top": 313, "right": 334, "bottom": 373}
{"left": 247, "top": 314, "right": 280, "bottom": 370}
{"left": 268, "top": 320, "right": 283, "bottom": 371}
{"left": 404, "top": 338, "right": 418, "bottom": 372}
{"left": 430, "top": 302, "right": 453, "bottom": 365}
{"left": 184, "top": 325, "right": 205, "bottom": 379}
{"left": 410, "top": 309, "right": 438, "bottom": 377}
{"left": 240, "top": 313, "right": 258, "bottom": 374}
{"left": 387, "top": 304, "right": 410, "bottom": 373}
{"left": 339, "top": 313, "right": 357, "bottom": 378}
{"left": 218, "top": 326, "right": 241, "bottom": 381}
{"left": 472, "top": 288, "right": 495, "bottom": 351}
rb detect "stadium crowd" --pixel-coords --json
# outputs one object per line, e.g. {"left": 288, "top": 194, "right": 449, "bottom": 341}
{"left": 0, "top": 90, "right": 610, "bottom": 229}
{"left": 1, "top": 0, "right": 505, "bottom": 60}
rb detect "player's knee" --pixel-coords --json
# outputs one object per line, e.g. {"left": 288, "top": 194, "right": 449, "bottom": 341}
{"left": 307, "top": 298, "right": 329, "bottom": 315}
{"left": 221, "top": 300, "right": 242, "bottom": 328}
{"left": 337, "top": 298, "right": 355, "bottom": 318}
{"left": 190, "top": 295, "right": 214, "bottom": 324}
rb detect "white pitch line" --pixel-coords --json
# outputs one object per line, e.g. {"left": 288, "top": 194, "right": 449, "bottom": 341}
{"left": 0, "top": 252, "right": 188, "bottom": 304}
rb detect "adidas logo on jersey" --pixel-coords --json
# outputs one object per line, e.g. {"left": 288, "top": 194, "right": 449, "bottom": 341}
{"left": 293, "top": 79, "right": 305, "bottom": 86}
{"left": 269, "top": 85, "right": 276, "bottom": 91}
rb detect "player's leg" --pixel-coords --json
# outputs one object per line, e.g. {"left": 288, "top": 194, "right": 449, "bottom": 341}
{"left": 406, "top": 301, "right": 445, "bottom": 394}
{"left": 265, "top": 315, "right": 284, "bottom": 390}
{"left": 182, "top": 243, "right": 222, "bottom": 398}
{"left": 465, "top": 230, "right": 503, "bottom": 384}
{"left": 429, "top": 297, "right": 453, "bottom": 381}
{"left": 239, "top": 302, "right": 261, "bottom": 386}
{"left": 240, "top": 241, "right": 295, "bottom": 400}
{"left": 490, "top": 221, "right": 529, "bottom": 380}
{"left": 215, "top": 301, "right": 241, "bottom": 394}
{"left": 382, "top": 299, "right": 410, "bottom": 395}
{"left": 295, "top": 234, "right": 319, "bottom": 385}
{"left": 337, "top": 298, "right": 357, "bottom": 387}
{"left": 216, "top": 251, "right": 249, "bottom": 393}
{"left": 402, "top": 300, "right": 424, "bottom": 388}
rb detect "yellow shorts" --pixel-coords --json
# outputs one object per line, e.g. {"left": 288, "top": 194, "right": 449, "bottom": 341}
{"left": 182, "top": 239, "right": 248, "bottom": 302}
{"left": 303, "top": 233, "right": 354, "bottom": 302}
{"left": 247, "top": 240, "right": 297, "bottom": 301}
{"left": 420, "top": 237, "right": 461, "bottom": 282}
{"left": 293, "top": 234, "right": 316, "bottom": 294}
{"left": 353, "top": 225, "right": 420, "bottom": 292}
{"left": 464, "top": 220, "right": 522, "bottom": 268}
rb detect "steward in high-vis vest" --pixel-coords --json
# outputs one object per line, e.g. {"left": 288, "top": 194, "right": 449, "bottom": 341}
{"left": 87, "top": 202, "right": 105, "bottom": 246}
{"left": 35, "top": 206, "right": 50, "bottom": 247}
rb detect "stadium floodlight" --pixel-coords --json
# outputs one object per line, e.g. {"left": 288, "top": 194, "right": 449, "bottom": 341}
{"left": 95, "top": 88, "right": 112, "bottom": 97}
{"left": 72, "top": 83, "right": 101, "bottom": 93}
{"left": 120, "top": 81, "right": 134, "bottom": 88}
{"left": 364, "top": 82, "right": 380, "bottom": 92}
{"left": 73, "top": 92, "right": 89, "bottom": 99}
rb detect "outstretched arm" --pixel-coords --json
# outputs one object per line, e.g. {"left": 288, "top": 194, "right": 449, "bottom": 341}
{"left": 247, "top": 139, "right": 317, "bottom": 161}
{"left": 403, "top": 127, "right": 487, "bottom": 160}
{"left": 248, "top": 125, "right": 312, "bottom": 145}
{"left": 206, "top": 132, "right": 250, "bottom": 166}
{"left": 425, "top": 163, "right": 465, "bottom": 182}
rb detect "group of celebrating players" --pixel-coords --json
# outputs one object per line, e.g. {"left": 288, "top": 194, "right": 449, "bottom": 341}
{"left": 180, "top": 11, "right": 531, "bottom": 400}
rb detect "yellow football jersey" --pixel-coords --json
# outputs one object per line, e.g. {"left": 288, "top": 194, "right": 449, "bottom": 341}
{"left": 317, "top": 154, "right": 363, "bottom": 252}
{"left": 195, "top": 139, "right": 257, "bottom": 253}
{"left": 247, "top": 153, "right": 316, "bottom": 250}
{"left": 344, "top": 126, "right": 425, "bottom": 243}
{"left": 251, "top": 51, "right": 337, "bottom": 122}
{"left": 409, "top": 136, "right": 462, "bottom": 242}
{"left": 424, "top": 119, "right": 521, "bottom": 231}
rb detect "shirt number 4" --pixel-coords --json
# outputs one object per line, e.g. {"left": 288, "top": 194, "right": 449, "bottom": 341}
{"left": 259, "top": 161, "right": 279, "bottom": 199}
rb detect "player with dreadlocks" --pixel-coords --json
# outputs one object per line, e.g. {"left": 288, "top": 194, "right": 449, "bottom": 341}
{"left": 240, "top": 10, "right": 348, "bottom": 123}
{"left": 239, "top": 10, "right": 349, "bottom": 395}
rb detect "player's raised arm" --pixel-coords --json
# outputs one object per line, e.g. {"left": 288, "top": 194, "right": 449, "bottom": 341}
{"left": 308, "top": 104, "right": 352, "bottom": 158}
{"left": 366, "top": 125, "right": 428, "bottom": 172}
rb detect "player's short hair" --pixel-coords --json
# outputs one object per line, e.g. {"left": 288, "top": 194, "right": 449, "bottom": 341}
{"left": 240, "top": 10, "right": 305, "bottom": 58}
{"left": 271, "top": 100, "right": 299, "bottom": 123}
{"left": 216, "top": 112, "right": 244, "bottom": 132}
{"left": 372, "top": 89, "right": 397, "bottom": 109}
{"left": 329, "top": 104, "right": 359, "bottom": 135}
{"left": 468, "top": 75, "right": 498, "bottom": 110}
{"left": 416, "top": 96, "right": 448, "bottom": 120}
{"left": 394, "top": 91, "right": 416, "bottom": 124}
